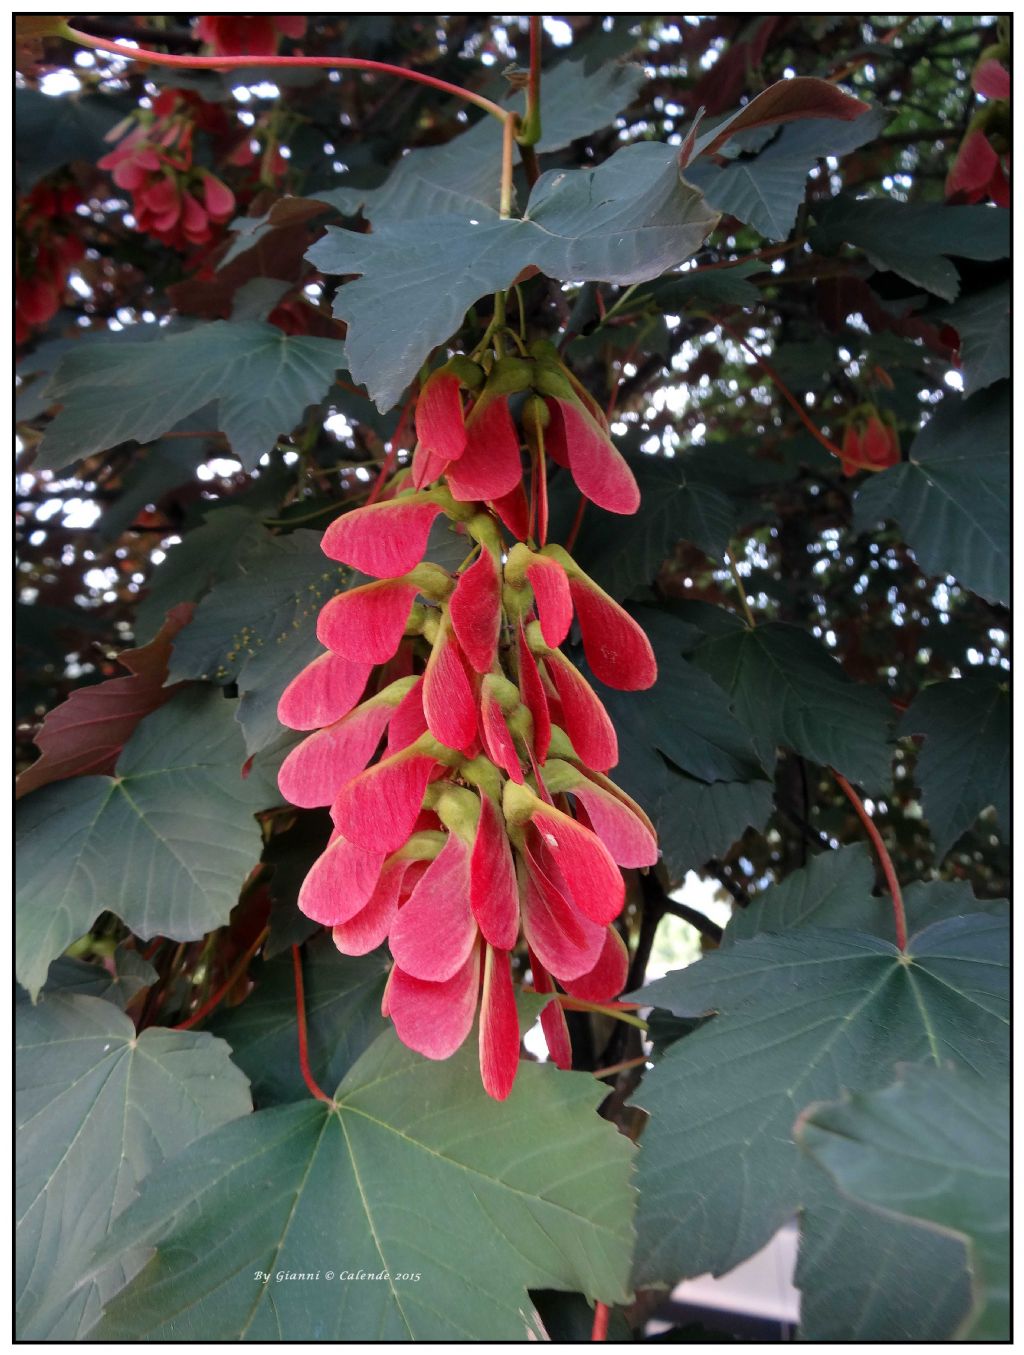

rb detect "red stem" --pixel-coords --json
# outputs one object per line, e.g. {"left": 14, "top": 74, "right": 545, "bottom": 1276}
{"left": 528, "top": 16, "right": 542, "bottom": 118}
{"left": 688, "top": 237, "right": 805, "bottom": 274}
{"left": 520, "top": 987, "right": 643, "bottom": 1013}
{"left": 365, "top": 387, "right": 417, "bottom": 506}
{"left": 174, "top": 927, "right": 268, "bottom": 1030}
{"left": 564, "top": 493, "right": 587, "bottom": 552}
{"left": 292, "top": 945, "right": 334, "bottom": 1104}
{"left": 709, "top": 314, "right": 883, "bottom": 473}
{"left": 834, "top": 772, "right": 907, "bottom": 949}
{"left": 605, "top": 337, "right": 642, "bottom": 420}
{"left": 64, "top": 26, "right": 509, "bottom": 123}
{"left": 591, "top": 1302, "right": 610, "bottom": 1341}
{"left": 365, "top": 450, "right": 397, "bottom": 508}
{"left": 591, "top": 1055, "right": 648, "bottom": 1080}
{"left": 828, "top": 18, "right": 911, "bottom": 84}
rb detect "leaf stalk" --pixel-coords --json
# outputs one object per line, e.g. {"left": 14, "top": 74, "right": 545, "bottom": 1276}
{"left": 834, "top": 772, "right": 908, "bottom": 949}
{"left": 292, "top": 944, "right": 335, "bottom": 1104}
{"left": 62, "top": 25, "right": 511, "bottom": 124}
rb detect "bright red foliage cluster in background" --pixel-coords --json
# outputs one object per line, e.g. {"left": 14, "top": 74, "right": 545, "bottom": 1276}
{"left": 98, "top": 90, "right": 236, "bottom": 250}
{"left": 839, "top": 404, "right": 901, "bottom": 478}
{"left": 196, "top": 13, "right": 307, "bottom": 58}
{"left": 946, "top": 54, "right": 1011, "bottom": 206}
{"left": 15, "top": 180, "right": 85, "bottom": 343}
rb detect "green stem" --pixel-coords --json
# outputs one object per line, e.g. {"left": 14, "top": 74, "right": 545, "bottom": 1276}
{"left": 499, "top": 111, "right": 520, "bottom": 217}
{"left": 513, "top": 284, "right": 528, "bottom": 342}
{"left": 469, "top": 313, "right": 503, "bottom": 363}
{"left": 532, "top": 413, "right": 547, "bottom": 545}
{"left": 263, "top": 501, "right": 344, "bottom": 527}
{"left": 726, "top": 545, "right": 756, "bottom": 628}
{"left": 599, "top": 281, "right": 642, "bottom": 327}
{"left": 556, "top": 995, "right": 649, "bottom": 1031}
{"left": 492, "top": 291, "right": 508, "bottom": 359}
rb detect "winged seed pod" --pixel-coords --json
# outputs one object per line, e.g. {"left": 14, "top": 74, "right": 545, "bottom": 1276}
{"left": 277, "top": 350, "right": 658, "bottom": 1098}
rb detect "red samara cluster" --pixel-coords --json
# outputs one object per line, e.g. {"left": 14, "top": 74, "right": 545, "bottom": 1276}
{"left": 277, "top": 343, "right": 660, "bottom": 1098}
